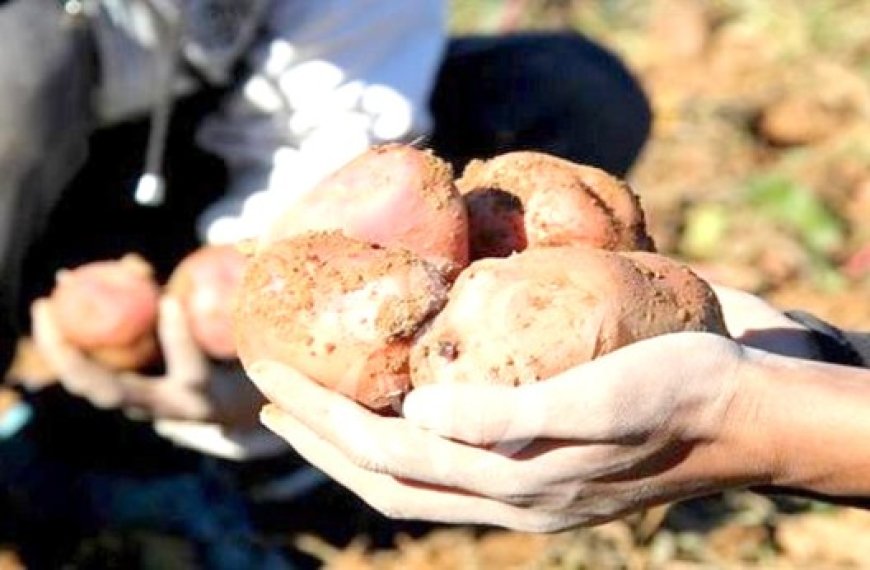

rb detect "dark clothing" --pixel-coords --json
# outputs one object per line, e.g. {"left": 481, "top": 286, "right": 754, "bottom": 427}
{"left": 787, "top": 311, "right": 870, "bottom": 368}
{"left": 0, "top": 388, "right": 291, "bottom": 569}
{"left": 430, "top": 32, "right": 652, "bottom": 176}
{"left": 0, "top": 0, "right": 95, "bottom": 372}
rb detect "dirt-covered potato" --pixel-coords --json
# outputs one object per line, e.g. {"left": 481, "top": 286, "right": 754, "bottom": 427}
{"left": 234, "top": 231, "right": 452, "bottom": 410}
{"left": 49, "top": 254, "right": 160, "bottom": 371}
{"left": 262, "top": 144, "right": 470, "bottom": 275}
{"left": 410, "top": 246, "right": 727, "bottom": 387}
{"left": 167, "top": 244, "right": 248, "bottom": 360}
{"left": 458, "top": 151, "right": 655, "bottom": 259}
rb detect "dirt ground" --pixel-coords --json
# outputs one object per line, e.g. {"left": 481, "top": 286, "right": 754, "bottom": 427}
{"left": 288, "top": 1, "right": 870, "bottom": 568}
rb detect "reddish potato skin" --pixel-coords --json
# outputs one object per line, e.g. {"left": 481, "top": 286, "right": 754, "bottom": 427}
{"left": 620, "top": 251, "right": 729, "bottom": 337}
{"left": 167, "top": 244, "right": 247, "bottom": 360}
{"left": 261, "top": 144, "right": 470, "bottom": 274}
{"left": 458, "top": 152, "right": 655, "bottom": 259}
{"left": 50, "top": 254, "right": 160, "bottom": 371}
{"left": 410, "top": 246, "right": 727, "bottom": 388}
{"left": 234, "top": 231, "right": 451, "bottom": 410}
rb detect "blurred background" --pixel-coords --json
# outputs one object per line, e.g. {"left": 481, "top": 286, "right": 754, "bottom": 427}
{"left": 3, "top": 0, "right": 869, "bottom": 568}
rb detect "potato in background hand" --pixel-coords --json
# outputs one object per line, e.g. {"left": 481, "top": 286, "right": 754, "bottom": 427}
{"left": 49, "top": 253, "right": 160, "bottom": 371}
{"left": 167, "top": 244, "right": 248, "bottom": 360}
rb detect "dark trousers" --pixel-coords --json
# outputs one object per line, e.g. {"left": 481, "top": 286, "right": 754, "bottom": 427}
{"left": 1, "top": 390, "right": 292, "bottom": 569}
{"left": 0, "top": 1, "right": 651, "bottom": 567}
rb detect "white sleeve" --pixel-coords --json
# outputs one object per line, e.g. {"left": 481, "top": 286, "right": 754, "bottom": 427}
{"left": 195, "top": 0, "right": 448, "bottom": 245}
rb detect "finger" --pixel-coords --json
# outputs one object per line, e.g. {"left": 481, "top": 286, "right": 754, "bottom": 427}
{"left": 402, "top": 368, "right": 626, "bottom": 445}
{"left": 259, "top": 404, "right": 571, "bottom": 532}
{"left": 153, "top": 419, "right": 251, "bottom": 460}
{"left": 403, "top": 383, "right": 559, "bottom": 446}
{"left": 409, "top": 333, "right": 742, "bottom": 446}
{"left": 248, "top": 360, "right": 548, "bottom": 500}
{"left": 712, "top": 285, "right": 803, "bottom": 332}
{"left": 31, "top": 300, "right": 124, "bottom": 408}
{"left": 158, "top": 297, "right": 208, "bottom": 384}
{"left": 114, "top": 371, "right": 207, "bottom": 421}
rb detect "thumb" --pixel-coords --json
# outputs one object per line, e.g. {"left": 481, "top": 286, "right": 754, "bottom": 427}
{"left": 158, "top": 297, "right": 208, "bottom": 384}
{"left": 401, "top": 351, "right": 642, "bottom": 446}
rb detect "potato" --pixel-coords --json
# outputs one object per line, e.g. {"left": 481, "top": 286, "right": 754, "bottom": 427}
{"left": 620, "top": 250, "right": 728, "bottom": 335}
{"left": 49, "top": 254, "right": 160, "bottom": 371}
{"left": 234, "top": 231, "right": 452, "bottom": 410}
{"left": 262, "top": 144, "right": 470, "bottom": 275}
{"left": 166, "top": 244, "right": 248, "bottom": 360}
{"left": 458, "top": 151, "right": 655, "bottom": 259}
{"left": 410, "top": 246, "right": 727, "bottom": 387}
{"left": 236, "top": 147, "right": 716, "bottom": 405}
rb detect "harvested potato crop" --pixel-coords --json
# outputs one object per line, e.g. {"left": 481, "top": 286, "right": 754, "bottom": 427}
{"left": 410, "top": 246, "right": 727, "bottom": 387}
{"left": 166, "top": 244, "right": 248, "bottom": 360}
{"left": 620, "top": 250, "right": 728, "bottom": 335}
{"left": 458, "top": 151, "right": 655, "bottom": 259}
{"left": 262, "top": 144, "right": 470, "bottom": 275}
{"left": 234, "top": 231, "right": 452, "bottom": 410}
{"left": 49, "top": 254, "right": 160, "bottom": 371}
{"left": 235, "top": 145, "right": 720, "bottom": 406}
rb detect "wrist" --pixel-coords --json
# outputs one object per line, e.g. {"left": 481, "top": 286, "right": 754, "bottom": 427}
{"left": 744, "top": 351, "right": 870, "bottom": 496}
{"left": 696, "top": 348, "right": 781, "bottom": 488}
{"left": 658, "top": 341, "right": 779, "bottom": 496}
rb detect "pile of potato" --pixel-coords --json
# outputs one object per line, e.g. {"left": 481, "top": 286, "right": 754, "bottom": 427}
{"left": 233, "top": 144, "right": 728, "bottom": 411}
{"left": 46, "top": 144, "right": 727, "bottom": 407}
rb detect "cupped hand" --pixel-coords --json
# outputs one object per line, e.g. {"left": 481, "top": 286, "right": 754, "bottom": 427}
{"left": 712, "top": 285, "right": 818, "bottom": 359}
{"left": 249, "top": 332, "right": 775, "bottom": 531}
{"left": 31, "top": 296, "right": 264, "bottom": 428}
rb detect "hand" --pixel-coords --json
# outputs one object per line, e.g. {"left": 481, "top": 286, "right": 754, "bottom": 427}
{"left": 712, "top": 285, "right": 819, "bottom": 359}
{"left": 31, "top": 296, "right": 264, "bottom": 428}
{"left": 248, "top": 332, "right": 774, "bottom": 531}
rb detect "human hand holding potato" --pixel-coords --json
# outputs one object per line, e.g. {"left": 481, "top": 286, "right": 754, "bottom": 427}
{"left": 712, "top": 284, "right": 819, "bottom": 359}
{"left": 32, "top": 295, "right": 263, "bottom": 428}
{"left": 251, "top": 327, "right": 870, "bottom": 530}
{"left": 237, "top": 144, "right": 870, "bottom": 527}
{"left": 45, "top": 253, "right": 161, "bottom": 372}
{"left": 247, "top": 332, "right": 770, "bottom": 531}
{"left": 233, "top": 144, "right": 870, "bottom": 529}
